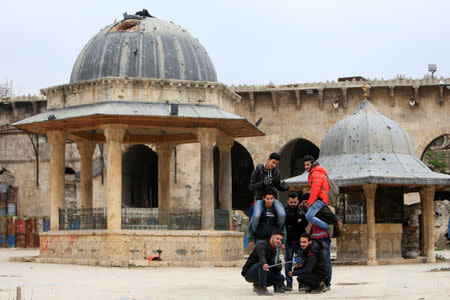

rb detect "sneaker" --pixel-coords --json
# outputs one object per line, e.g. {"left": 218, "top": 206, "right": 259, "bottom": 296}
{"left": 257, "top": 286, "right": 272, "bottom": 296}
{"left": 253, "top": 282, "right": 259, "bottom": 293}
{"left": 273, "top": 287, "right": 285, "bottom": 293}
{"left": 298, "top": 283, "right": 309, "bottom": 293}
{"left": 333, "top": 221, "right": 343, "bottom": 237}
{"left": 326, "top": 285, "right": 331, "bottom": 291}
{"left": 310, "top": 282, "right": 327, "bottom": 294}
{"left": 282, "top": 285, "right": 292, "bottom": 291}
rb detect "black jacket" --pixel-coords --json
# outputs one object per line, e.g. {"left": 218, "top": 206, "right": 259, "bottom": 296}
{"left": 249, "top": 164, "right": 288, "bottom": 199}
{"left": 284, "top": 204, "right": 308, "bottom": 242}
{"left": 293, "top": 239, "right": 329, "bottom": 279}
{"left": 241, "top": 240, "right": 281, "bottom": 276}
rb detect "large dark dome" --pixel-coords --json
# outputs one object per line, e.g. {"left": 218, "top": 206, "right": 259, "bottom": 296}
{"left": 70, "top": 14, "right": 217, "bottom": 83}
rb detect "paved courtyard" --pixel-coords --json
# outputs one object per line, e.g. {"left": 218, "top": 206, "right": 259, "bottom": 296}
{"left": 0, "top": 249, "right": 449, "bottom": 300}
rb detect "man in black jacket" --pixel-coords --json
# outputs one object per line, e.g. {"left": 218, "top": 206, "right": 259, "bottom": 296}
{"left": 241, "top": 229, "right": 286, "bottom": 295}
{"left": 283, "top": 191, "right": 308, "bottom": 291}
{"left": 249, "top": 152, "right": 288, "bottom": 200}
{"left": 289, "top": 233, "right": 329, "bottom": 293}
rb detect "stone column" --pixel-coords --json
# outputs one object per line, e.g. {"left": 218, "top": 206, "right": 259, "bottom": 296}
{"left": 101, "top": 125, "right": 126, "bottom": 231}
{"left": 198, "top": 128, "right": 218, "bottom": 230}
{"left": 363, "top": 184, "right": 377, "bottom": 265}
{"left": 76, "top": 141, "right": 96, "bottom": 208}
{"left": 217, "top": 135, "right": 234, "bottom": 230}
{"left": 420, "top": 186, "right": 436, "bottom": 263}
{"left": 155, "top": 144, "right": 174, "bottom": 210}
{"left": 47, "top": 131, "right": 66, "bottom": 231}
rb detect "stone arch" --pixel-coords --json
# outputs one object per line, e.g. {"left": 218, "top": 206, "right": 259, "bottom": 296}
{"left": 231, "top": 141, "right": 254, "bottom": 211}
{"left": 122, "top": 145, "right": 158, "bottom": 208}
{"left": 420, "top": 134, "right": 450, "bottom": 160}
{"left": 279, "top": 138, "right": 320, "bottom": 201}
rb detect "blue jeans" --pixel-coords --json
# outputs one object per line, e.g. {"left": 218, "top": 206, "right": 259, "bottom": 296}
{"left": 284, "top": 241, "right": 302, "bottom": 286}
{"left": 319, "top": 237, "right": 332, "bottom": 286}
{"left": 306, "top": 200, "right": 329, "bottom": 230}
{"left": 252, "top": 200, "right": 286, "bottom": 232}
{"left": 244, "top": 262, "right": 285, "bottom": 288}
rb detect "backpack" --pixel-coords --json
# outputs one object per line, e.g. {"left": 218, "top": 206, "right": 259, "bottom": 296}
{"left": 320, "top": 175, "right": 341, "bottom": 207}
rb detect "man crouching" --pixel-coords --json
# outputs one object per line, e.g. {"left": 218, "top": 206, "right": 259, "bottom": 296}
{"left": 289, "top": 233, "right": 330, "bottom": 293}
{"left": 241, "top": 229, "right": 285, "bottom": 295}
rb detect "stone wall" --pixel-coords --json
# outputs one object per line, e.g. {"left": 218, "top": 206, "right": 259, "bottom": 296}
{"left": 233, "top": 81, "right": 450, "bottom": 167}
{"left": 1, "top": 77, "right": 449, "bottom": 217}
{"left": 402, "top": 199, "right": 450, "bottom": 258}
{"left": 38, "top": 230, "right": 244, "bottom": 266}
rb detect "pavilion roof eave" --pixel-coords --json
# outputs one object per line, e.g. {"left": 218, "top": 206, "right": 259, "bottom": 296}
{"left": 12, "top": 101, "right": 265, "bottom": 138}
{"left": 285, "top": 173, "right": 450, "bottom": 189}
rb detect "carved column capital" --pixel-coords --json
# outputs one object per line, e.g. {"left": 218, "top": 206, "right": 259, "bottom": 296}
{"left": 197, "top": 128, "right": 219, "bottom": 147}
{"left": 47, "top": 130, "right": 67, "bottom": 145}
{"left": 76, "top": 141, "right": 96, "bottom": 157}
{"left": 154, "top": 143, "right": 175, "bottom": 155}
{"left": 101, "top": 125, "right": 127, "bottom": 143}
{"left": 216, "top": 133, "right": 234, "bottom": 151}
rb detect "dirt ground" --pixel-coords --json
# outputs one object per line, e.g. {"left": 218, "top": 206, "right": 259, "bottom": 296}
{"left": 0, "top": 249, "right": 449, "bottom": 300}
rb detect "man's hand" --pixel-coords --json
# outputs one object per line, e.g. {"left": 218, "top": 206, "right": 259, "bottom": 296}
{"left": 281, "top": 244, "right": 286, "bottom": 251}
{"left": 297, "top": 218, "right": 302, "bottom": 223}
{"left": 262, "top": 178, "right": 272, "bottom": 186}
{"left": 288, "top": 271, "right": 293, "bottom": 277}
{"left": 249, "top": 241, "right": 255, "bottom": 250}
{"left": 263, "top": 264, "right": 269, "bottom": 271}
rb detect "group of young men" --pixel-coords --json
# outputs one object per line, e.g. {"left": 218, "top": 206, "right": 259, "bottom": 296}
{"left": 241, "top": 152, "right": 343, "bottom": 295}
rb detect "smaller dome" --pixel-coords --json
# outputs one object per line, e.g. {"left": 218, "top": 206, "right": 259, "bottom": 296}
{"left": 285, "top": 100, "right": 450, "bottom": 187}
{"left": 320, "top": 100, "right": 414, "bottom": 157}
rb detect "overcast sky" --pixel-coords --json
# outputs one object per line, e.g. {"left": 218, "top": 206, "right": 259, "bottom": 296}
{"left": 1, "top": 0, "right": 449, "bottom": 96}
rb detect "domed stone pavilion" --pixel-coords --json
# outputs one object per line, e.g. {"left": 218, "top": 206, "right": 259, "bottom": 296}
{"left": 13, "top": 11, "right": 263, "bottom": 266}
{"left": 286, "top": 99, "right": 450, "bottom": 264}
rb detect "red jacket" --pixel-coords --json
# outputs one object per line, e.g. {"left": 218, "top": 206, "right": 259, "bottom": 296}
{"left": 307, "top": 165, "right": 330, "bottom": 205}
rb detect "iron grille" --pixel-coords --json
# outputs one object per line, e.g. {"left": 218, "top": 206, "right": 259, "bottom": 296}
{"left": 59, "top": 207, "right": 107, "bottom": 230}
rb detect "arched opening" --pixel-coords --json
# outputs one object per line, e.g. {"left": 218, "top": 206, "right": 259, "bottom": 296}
{"left": 421, "top": 133, "right": 450, "bottom": 200}
{"left": 122, "top": 145, "right": 158, "bottom": 208}
{"left": 279, "top": 138, "right": 320, "bottom": 201}
{"left": 231, "top": 142, "right": 254, "bottom": 211}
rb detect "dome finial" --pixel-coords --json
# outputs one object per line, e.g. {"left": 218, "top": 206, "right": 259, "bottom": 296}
{"left": 362, "top": 84, "right": 368, "bottom": 100}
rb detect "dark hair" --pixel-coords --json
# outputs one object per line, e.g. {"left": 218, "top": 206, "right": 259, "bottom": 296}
{"left": 300, "top": 233, "right": 311, "bottom": 241}
{"left": 288, "top": 191, "right": 298, "bottom": 199}
{"left": 301, "top": 193, "right": 310, "bottom": 201}
{"left": 303, "top": 155, "right": 315, "bottom": 163}
{"left": 269, "top": 152, "right": 281, "bottom": 161}
{"left": 263, "top": 189, "right": 277, "bottom": 198}
{"left": 272, "top": 229, "right": 284, "bottom": 237}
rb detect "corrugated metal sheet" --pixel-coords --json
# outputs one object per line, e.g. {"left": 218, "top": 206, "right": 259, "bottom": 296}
{"left": 70, "top": 16, "right": 217, "bottom": 83}
{"left": 285, "top": 100, "right": 450, "bottom": 187}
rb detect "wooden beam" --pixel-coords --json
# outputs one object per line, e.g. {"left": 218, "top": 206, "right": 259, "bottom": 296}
{"left": 69, "top": 131, "right": 198, "bottom": 145}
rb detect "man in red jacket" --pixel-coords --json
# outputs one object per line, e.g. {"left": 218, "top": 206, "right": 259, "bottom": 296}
{"left": 303, "top": 155, "right": 335, "bottom": 231}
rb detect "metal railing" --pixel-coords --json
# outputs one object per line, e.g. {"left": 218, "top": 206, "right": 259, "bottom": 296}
{"left": 122, "top": 208, "right": 230, "bottom": 230}
{"left": 59, "top": 207, "right": 107, "bottom": 230}
{"left": 122, "top": 208, "right": 201, "bottom": 230}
